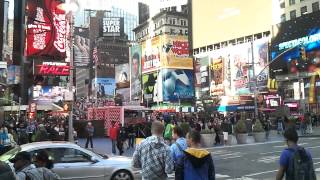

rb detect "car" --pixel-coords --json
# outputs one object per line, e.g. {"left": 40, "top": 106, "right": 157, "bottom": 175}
{"left": 0, "top": 141, "right": 141, "bottom": 180}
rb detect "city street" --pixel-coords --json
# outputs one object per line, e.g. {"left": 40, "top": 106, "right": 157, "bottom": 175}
{"left": 210, "top": 137, "right": 320, "bottom": 179}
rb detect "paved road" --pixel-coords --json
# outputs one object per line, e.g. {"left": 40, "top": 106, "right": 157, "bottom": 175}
{"left": 209, "top": 137, "right": 320, "bottom": 179}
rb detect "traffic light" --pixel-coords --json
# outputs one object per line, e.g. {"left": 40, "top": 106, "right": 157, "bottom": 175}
{"left": 299, "top": 47, "right": 307, "bottom": 61}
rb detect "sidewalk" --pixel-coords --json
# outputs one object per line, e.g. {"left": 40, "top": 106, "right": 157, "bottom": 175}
{"left": 78, "top": 128, "right": 320, "bottom": 157}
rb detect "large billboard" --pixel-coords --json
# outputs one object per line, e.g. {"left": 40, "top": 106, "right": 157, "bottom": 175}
{"left": 252, "top": 38, "right": 269, "bottom": 92}
{"left": 130, "top": 45, "right": 142, "bottom": 101}
{"left": 162, "top": 69, "right": 194, "bottom": 101}
{"left": 32, "top": 85, "right": 68, "bottom": 104}
{"left": 101, "top": 17, "right": 124, "bottom": 37}
{"left": 34, "top": 61, "right": 70, "bottom": 76}
{"left": 7, "top": 65, "right": 20, "bottom": 85}
{"left": 142, "top": 72, "right": 158, "bottom": 103}
{"left": 25, "top": 0, "right": 67, "bottom": 59}
{"left": 160, "top": 35, "right": 193, "bottom": 69}
{"left": 141, "top": 37, "right": 161, "bottom": 73}
{"left": 115, "top": 63, "right": 130, "bottom": 89}
{"left": 74, "top": 27, "right": 90, "bottom": 67}
{"left": 93, "top": 78, "right": 115, "bottom": 98}
{"left": 192, "top": 0, "right": 277, "bottom": 49}
{"left": 209, "top": 57, "right": 224, "bottom": 96}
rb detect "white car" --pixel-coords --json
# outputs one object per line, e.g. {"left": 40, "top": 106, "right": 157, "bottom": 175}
{"left": 0, "top": 141, "right": 141, "bottom": 180}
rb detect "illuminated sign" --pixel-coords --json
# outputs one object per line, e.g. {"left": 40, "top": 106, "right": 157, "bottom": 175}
{"left": 26, "top": 0, "right": 67, "bottom": 58}
{"left": 102, "top": 17, "right": 123, "bottom": 37}
{"left": 35, "top": 62, "right": 70, "bottom": 76}
{"left": 278, "top": 32, "right": 320, "bottom": 51}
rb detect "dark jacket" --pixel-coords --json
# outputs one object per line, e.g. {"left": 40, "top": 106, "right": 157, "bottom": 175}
{"left": 175, "top": 148, "right": 215, "bottom": 180}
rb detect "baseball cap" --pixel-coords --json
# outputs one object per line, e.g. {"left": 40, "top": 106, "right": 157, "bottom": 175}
{"left": 9, "top": 151, "right": 31, "bottom": 163}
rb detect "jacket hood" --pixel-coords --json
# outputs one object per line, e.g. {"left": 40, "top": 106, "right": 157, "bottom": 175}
{"left": 184, "top": 148, "right": 211, "bottom": 168}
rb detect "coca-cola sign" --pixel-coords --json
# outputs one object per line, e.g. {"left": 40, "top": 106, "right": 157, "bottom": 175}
{"left": 35, "top": 61, "right": 70, "bottom": 76}
{"left": 25, "top": 0, "right": 67, "bottom": 59}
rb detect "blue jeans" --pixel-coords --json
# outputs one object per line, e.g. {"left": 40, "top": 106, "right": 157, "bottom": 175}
{"left": 112, "top": 140, "right": 116, "bottom": 154}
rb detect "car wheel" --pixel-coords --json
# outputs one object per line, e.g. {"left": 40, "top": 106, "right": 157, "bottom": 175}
{"left": 111, "top": 170, "right": 133, "bottom": 180}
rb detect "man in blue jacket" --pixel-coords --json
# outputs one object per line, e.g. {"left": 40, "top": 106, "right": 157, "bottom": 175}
{"left": 170, "top": 126, "right": 187, "bottom": 163}
{"left": 175, "top": 130, "right": 215, "bottom": 180}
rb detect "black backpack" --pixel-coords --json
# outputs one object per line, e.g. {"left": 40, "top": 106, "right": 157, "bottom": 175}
{"left": 286, "top": 147, "right": 316, "bottom": 180}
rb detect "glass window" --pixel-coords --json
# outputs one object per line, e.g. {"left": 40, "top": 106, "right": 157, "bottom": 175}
{"left": 43, "top": 148, "right": 92, "bottom": 163}
{"left": 280, "top": 2, "right": 285, "bottom": 8}
{"left": 289, "top": 0, "right": 295, "bottom": 5}
{"left": 301, "top": 6, "right": 307, "bottom": 15}
{"left": 290, "top": 10, "right": 296, "bottom": 19}
{"left": 172, "top": 18, "right": 176, "bottom": 25}
{"left": 312, "top": 2, "right": 319, "bottom": 12}
{"left": 280, "top": 14, "right": 286, "bottom": 22}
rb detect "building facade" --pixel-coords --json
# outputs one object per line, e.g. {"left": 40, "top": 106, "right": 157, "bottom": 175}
{"left": 280, "top": 0, "right": 320, "bottom": 21}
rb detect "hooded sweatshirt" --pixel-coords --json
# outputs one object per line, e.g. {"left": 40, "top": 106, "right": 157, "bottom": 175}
{"left": 175, "top": 148, "right": 215, "bottom": 180}
{"left": 132, "top": 135, "right": 174, "bottom": 180}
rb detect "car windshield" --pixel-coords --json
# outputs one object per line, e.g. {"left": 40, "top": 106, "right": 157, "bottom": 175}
{"left": 0, "top": 146, "right": 21, "bottom": 162}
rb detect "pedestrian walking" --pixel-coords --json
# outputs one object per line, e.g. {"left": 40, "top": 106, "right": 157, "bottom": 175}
{"left": 85, "top": 122, "right": 94, "bottom": 149}
{"left": 277, "top": 116, "right": 284, "bottom": 134}
{"left": 170, "top": 126, "right": 187, "bottom": 163}
{"left": 164, "top": 120, "right": 174, "bottom": 145}
{"left": 264, "top": 119, "right": 272, "bottom": 140}
{"left": 175, "top": 130, "right": 215, "bottom": 180}
{"left": 117, "top": 125, "right": 127, "bottom": 155}
{"left": 132, "top": 121, "right": 174, "bottom": 180}
{"left": 127, "top": 124, "right": 135, "bottom": 149}
{"left": 109, "top": 121, "right": 119, "bottom": 155}
{"left": 276, "top": 128, "right": 316, "bottom": 180}
{"left": 34, "top": 124, "right": 49, "bottom": 142}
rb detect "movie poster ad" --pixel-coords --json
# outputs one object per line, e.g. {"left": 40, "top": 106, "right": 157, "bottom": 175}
{"left": 25, "top": 0, "right": 67, "bottom": 59}
{"left": 130, "top": 45, "right": 142, "bottom": 101}
{"left": 74, "top": 27, "right": 90, "bottom": 67}
{"left": 93, "top": 78, "right": 115, "bottom": 98}
{"left": 141, "top": 37, "right": 161, "bottom": 73}
{"left": 252, "top": 38, "right": 268, "bottom": 91}
{"left": 115, "top": 63, "right": 130, "bottom": 89}
{"left": 162, "top": 69, "right": 194, "bottom": 101}
{"left": 142, "top": 73, "right": 158, "bottom": 103}
{"left": 209, "top": 57, "right": 224, "bottom": 96}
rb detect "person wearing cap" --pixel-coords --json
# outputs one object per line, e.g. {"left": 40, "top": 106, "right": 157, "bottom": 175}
{"left": 10, "top": 151, "right": 41, "bottom": 180}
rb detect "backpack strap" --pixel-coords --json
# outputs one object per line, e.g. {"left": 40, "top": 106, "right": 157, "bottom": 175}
{"left": 22, "top": 171, "right": 31, "bottom": 180}
{"left": 175, "top": 142, "right": 183, "bottom": 152}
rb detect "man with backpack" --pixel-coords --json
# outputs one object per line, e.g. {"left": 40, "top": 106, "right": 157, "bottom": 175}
{"left": 170, "top": 126, "right": 187, "bottom": 163}
{"left": 175, "top": 130, "right": 215, "bottom": 180}
{"left": 276, "top": 128, "right": 316, "bottom": 180}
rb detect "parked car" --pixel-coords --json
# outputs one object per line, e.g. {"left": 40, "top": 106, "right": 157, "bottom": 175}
{"left": 0, "top": 141, "right": 140, "bottom": 180}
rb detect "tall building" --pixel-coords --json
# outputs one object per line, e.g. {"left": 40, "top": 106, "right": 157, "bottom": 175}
{"left": 280, "top": 0, "right": 320, "bottom": 21}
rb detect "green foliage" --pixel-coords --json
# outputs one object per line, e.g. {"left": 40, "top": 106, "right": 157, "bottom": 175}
{"left": 252, "top": 120, "right": 264, "bottom": 132}
{"left": 235, "top": 113, "right": 248, "bottom": 134}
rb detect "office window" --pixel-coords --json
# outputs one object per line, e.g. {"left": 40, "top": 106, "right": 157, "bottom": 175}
{"left": 170, "top": 29, "right": 175, "bottom": 34}
{"left": 281, "top": 14, "right": 286, "bottom": 22}
{"left": 312, "top": 2, "right": 319, "bottom": 12}
{"left": 289, "top": 0, "right": 295, "bottom": 5}
{"left": 290, "top": 10, "right": 296, "bottom": 19}
{"left": 301, "top": 6, "right": 307, "bottom": 15}
{"left": 172, "top": 18, "right": 176, "bottom": 25}
{"left": 280, "top": 2, "right": 285, "bottom": 8}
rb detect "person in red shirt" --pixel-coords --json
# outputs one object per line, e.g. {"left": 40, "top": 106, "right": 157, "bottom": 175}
{"left": 109, "top": 121, "right": 119, "bottom": 154}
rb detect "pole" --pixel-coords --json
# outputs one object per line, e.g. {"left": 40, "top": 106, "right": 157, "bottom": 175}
{"left": 68, "top": 14, "right": 74, "bottom": 143}
{"left": 251, "top": 42, "right": 259, "bottom": 117}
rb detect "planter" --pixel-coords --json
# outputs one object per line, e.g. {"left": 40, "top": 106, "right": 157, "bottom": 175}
{"left": 236, "top": 133, "right": 248, "bottom": 144}
{"left": 201, "top": 133, "right": 216, "bottom": 147}
{"left": 252, "top": 132, "right": 266, "bottom": 142}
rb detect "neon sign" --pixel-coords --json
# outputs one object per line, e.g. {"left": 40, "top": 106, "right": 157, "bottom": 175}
{"left": 36, "top": 62, "right": 70, "bottom": 76}
{"left": 278, "top": 32, "right": 320, "bottom": 51}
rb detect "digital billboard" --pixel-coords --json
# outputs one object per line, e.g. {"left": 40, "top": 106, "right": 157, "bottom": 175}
{"left": 115, "top": 63, "right": 130, "bottom": 89}
{"left": 32, "top": 85, "right": 68, "bottom": 104}
{"left": 34, "top": 61, "right": 70, "bottom": 76}
{"left": 130, "top": 45, "right": 142, "bottom": 101}
{"left": 25, "top": 0, "right": 67, "bottom": 59}
{"left": 74, "top": 27, "right": 90, "bottom": 67}
{"left": 271, "top": 11, "right": 320, "bottom": 75}
{"left": 7, "top": 65, "right": 20, "bottom": 85}
{"left": 162, "top": 69, "right": 194, "bottom": 101}
{"left": 93, "top": 78, "right": 115, "bottom": 98}
{"left": 102, "top": 17, "right": 124, "bottom": 37}
{"left": 116, "top": 88, "right": 130, "bottom": 103}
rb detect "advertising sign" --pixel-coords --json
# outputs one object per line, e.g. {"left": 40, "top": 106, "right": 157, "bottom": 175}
{"left": 32, "top": 85, "right": 68, "bottom": 103}
{"left": 74, "top": 27, "right": 90, "bottom": 67}
{"left": 116, "top": 88, "right": 130, "bottom": 103}
{"left": 102, "top": 17, "right": 123, "bottom": 37}
{"left": 209, "top": 57, "right": 224, "bottom": 96}
{"left": 142, "top": 72, "right": 158, "bottom": 103}
{"left": 7, "top": 65, "right": 20, "bottom": 85}
{"left": 34, "top": 61, "right": 70, "bottom": 76}
{"left": 162, "top": 69, "right": 194, "bottom": 101}
{"left": 93, "top": 78, "right": 115, "bottom": 98}
{"left": 25, "top": 0, "right": 67, "bottom": 58}
{"left": 252, "top": 38, "right": 269, "bottom": 91}
{"left": 115, "top": 63, "right": 130, "bottom": 89}
{"left": 160, "top": 35, "right": 193, "bottom": 69}
{"left": 141, "top": 37, "right": 161, "bottom": 73}
{"left": 130, "top": 45, "right": 142, "bottom": 101}
{"left": 0, "top": 68, "right": 7, "bottom": 84}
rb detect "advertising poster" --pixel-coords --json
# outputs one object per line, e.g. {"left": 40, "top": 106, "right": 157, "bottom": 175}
{"left": 230, "top": 43, "right": 250, "bottom": 95}
{"left": 116, "top": 88, "right": 130, "bottom": 103}
{"left": 162, "top": 69, "right": 194, "bottom": 101}
{"left": 209, "top": 57, "right": 224, "bottom": 96}
{"left": 93, "top": 78, "right": 115, "bottom": 98}
{"left": 0, "top": 68, "right": 7, "bottom": 84}
{"left": 142, "top": 72, "right": 158, "bottom": 103}
{"left": 130, "top": 45, "right": 142, "bottom": 101}
{"left": 25, "top": 0, "right": 67, "bottom": 59}
{"left": 252, "top": 38, "right": 269, "bottom": 91}
{"left": 74, "top": 27, "right": 90, "bottom": 67}
{"left": 7, "top": 65, "right": 20, "bottom": 85}
{"left": 115, "top": 63, "right": 130, "bottom": 89}
{"left": 32, "top": 85, "right": 68, "bottom": 104}
{"left": 160, "top": 35, "right": 193, "bottom": 69}
{"left": 102, "top": 17, "right": 123, "bottom": 37}
{"left": 141, "top": 37, "right": 161, "bottom": 73}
